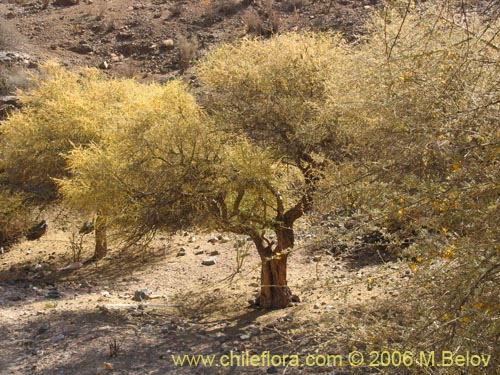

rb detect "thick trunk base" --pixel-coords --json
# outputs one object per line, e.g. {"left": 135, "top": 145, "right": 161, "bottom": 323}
{"left": 259, "top": 255, "right": 292, "bottom": 309}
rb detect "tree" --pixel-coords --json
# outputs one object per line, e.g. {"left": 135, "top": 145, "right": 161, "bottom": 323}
{"left": 0, "top": 63, "right": 169, "bottom": 260}
{"left": 197, "top": 33, "right": 355, "bottom": 308}
{"left": 60, "top": 33, "right": 353, "bottom": 308}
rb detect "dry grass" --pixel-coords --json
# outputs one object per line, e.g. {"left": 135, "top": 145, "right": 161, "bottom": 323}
{"left": 177, "top": 35, "right": 198, "bottom": 70}
{"left": 241, "top": 8, "right": 263, "bottom": 35}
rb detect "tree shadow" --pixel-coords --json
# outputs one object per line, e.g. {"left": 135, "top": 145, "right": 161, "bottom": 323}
{"left": 1, "top": 299, "right": 309, "bottom": 375}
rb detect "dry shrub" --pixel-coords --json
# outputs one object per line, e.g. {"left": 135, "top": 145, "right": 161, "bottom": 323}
{"left": 195, "top": 0, "right": 241, "bottom": 23}
{"left": 287, "top": 0, "right": 308, "bottom": 12}
{"left": 178, "top": 35, "right": 198, "bottom": 70}
{"left": 0, "top": 62, "right": 166, "bottom": 200}
{"left": 314, "top": 0, "right": 499, "bottom": 371}
{"left": 0, "top": 190, "right": 31, "bottom": 247}
{"left": 241, "top": 8, "right": 263, "bottom": 35}
{"left": 0, "top": 19, "right": 23, "bottom": 50}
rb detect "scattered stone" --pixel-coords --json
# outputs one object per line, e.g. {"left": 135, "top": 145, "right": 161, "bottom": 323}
{"left": 313, "top": 303, "right": 320, "bottom": 310}
{"left": 99, "top": 61, "right": 110, "bottom": 69}
{"left": 45, "top": 287, "right": 61, "bottom": 299}
{"left": 69, "top": 41, "right": 93, "bottom": 54}
{"left": 207, "top": 236, "right": 218, "bottom": 244}
{"left": 239, "top": 333, "right": 251, "bottom": 340}
{"left": 101, "top": 290, "right": 111, "bottom": 298}
{"left": 291, "top": 294, "right": 301, "bottom": 303}
{"left": 312, "top": 255, "right": 321, "bottom": 262}
{"left": 133, "top": 289, "right": 152, "bottom": 301}
{"left": 267, "top": 366, "right": 278, "bottom": 374}
{"left": 202, "top": 257, "right": 216, "bottom": 266}
{"left": 161, "top": 39, "right": 174, "bottom": 49}
{"left": 103, "top": 362, "right": 114, "bottom": 370}
{"left": 194, "top": 250, "right": 204, "bottom": 255}
{"left": 209, "top": 250, "right": 220, "bottom": 256}
{"left": 176, "top": 247, "right": 186, "bottom": 257}
{"left": 53, "top": 0, "right": 80, "bottom": 6}
{"left": 51, "top": 334, "right": 65, "bottom": 343}
{"left": 188, "top": 236, "right": 196, "bottom": 243}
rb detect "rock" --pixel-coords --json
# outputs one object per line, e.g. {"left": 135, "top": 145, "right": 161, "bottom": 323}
{"left": 202, "top": 257, "right": 216, "bottom": 266}
{"left": 99, "top": 61, "right": 110, "bottom": 69}
{"left": 207, "top": 236, "right": 218, "bottom": 244}
{"left": 45, "top": 287, "right": 61, "bottom": 299}
{"left": 176, "top": 249, "right": 186, "bottom": 257}
{"left": 291, "top": 294, "right": 301, "bottom": 303}
{"left": 219, "top": 236, "right": 230, "bottom": 243}
{"left": 51, "top": 334, "right": 65, "bottom": 343}
{"left": 161, "top": 39, "right": 175, "bottom": 49}
{"left": 188, "top": 236, "right": 196, "bottom": 243}
{"left": 26, "top": 220, "right": 47, "bottom": 241}
{"left": 59, "top": 262, "right": 83, "bottom": 271}
{"left": 133, "top": 289, "right": 152, "bottom": 301}
{"left": 69, "top": 41, "right": 93, "bottom": 54}
{"left": 267, "top": 366, "right": 278, "bottom": 374}
{"left": 103, "top": 362, "right": 113, "bottom": 370}
{"left": 313, "top": 303, "right": 320, "bottom": 309}
{"left": 79, "top": 220, "right": 94, "bottom": 234}
{"left": 209, "top": 250, "right": 220, "bottom": 256}
{"left": 312, "top": 255, "right": 321, "bottom": 262}
{"left": 194, "top": 250, "right": 204, "bottom": 255}
{"left": 53, "top": 0, "right": 80, "bottom": 6}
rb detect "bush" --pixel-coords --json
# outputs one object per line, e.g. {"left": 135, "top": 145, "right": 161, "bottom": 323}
{"left": 314, "top": 1, "right": 499, "bottom": 371}
{"left": 0, "top": 63, "right": 166, "bottom": 200}
{"left": 0, "top": 190, "right": 31, "bottom": 247}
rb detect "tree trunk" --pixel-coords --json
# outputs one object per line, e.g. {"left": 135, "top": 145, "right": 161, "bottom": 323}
{"left": 259, "top": 254, "right": 292, "bottom": 309}
{"left": 93, "top": 214, "right": 107, "bottom": 260}
{"left": 255, "top": 226, "right": 294, "bottom": 309}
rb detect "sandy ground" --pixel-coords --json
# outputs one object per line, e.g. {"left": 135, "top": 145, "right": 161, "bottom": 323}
{"left": 0, "top": 206, "right": 408, "bottom": 375}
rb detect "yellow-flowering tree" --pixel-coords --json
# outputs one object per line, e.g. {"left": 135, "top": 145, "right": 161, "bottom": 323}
{"left": 58, "top": 34, "right": 352, "bottom": 309}
{"left": 197, "top": 33, "right": 352, "bottom": 308}
{"left": 0, "top": 63, "right": 171, "bottom": 259}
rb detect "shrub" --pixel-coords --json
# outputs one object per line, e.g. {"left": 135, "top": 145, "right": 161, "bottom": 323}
{"left": 0, "top": 63, "right": 166, "bottom": 200}
{"left": 0, "top": 190, "right": 31, "bottom": 247}
{"left": 314, "top": 0, "right": 499, "bottom": 371}
{"left": 177, "top": 35, "right": 198, "bottom": 70}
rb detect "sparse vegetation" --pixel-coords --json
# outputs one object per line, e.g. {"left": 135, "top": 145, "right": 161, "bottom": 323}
{"left": 0, "top": 190, "right": 31, "bottom": 248}
{"left": 177, "top": 34, "right": 199, "bottom": 70}
{"left": 0, "top": 0, "right": 498, "bottom": 372}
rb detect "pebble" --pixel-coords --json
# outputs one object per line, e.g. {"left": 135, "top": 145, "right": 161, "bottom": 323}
{"left": 202, "top": 257, "right": 216, "bottom": 266}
